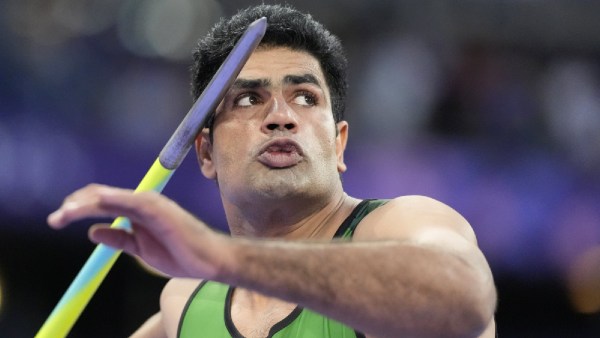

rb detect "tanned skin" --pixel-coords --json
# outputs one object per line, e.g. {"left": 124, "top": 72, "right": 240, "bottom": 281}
{"left": 49, "top": 48, "right": 496, "bottom": 338}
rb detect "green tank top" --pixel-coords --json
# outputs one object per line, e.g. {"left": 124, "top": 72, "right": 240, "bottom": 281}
{"left": 178, "top": 199, "right": 388, "bottom": 338}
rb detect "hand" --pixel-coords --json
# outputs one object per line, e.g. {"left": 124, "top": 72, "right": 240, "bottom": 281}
{"left": 48, "top": 184, "right": 230, "bottom": 279}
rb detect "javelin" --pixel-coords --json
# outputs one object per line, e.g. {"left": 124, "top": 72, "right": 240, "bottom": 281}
{"left": 36, "top": 17, "right": 267, "bottom": 338}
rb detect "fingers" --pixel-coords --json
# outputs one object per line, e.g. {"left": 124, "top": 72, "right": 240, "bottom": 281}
{"left": 89, "top": 224, "right": 139, "bottom": 256}
{"left": 48, "top": 183, "right": 152, "bottom": 229}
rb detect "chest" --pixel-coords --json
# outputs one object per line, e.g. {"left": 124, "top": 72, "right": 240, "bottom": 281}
{"left": 230, "top": 297, "right": 298, "bottom": 338}
{"left": 178, "top": 281, "right": 360, "bottom": 338}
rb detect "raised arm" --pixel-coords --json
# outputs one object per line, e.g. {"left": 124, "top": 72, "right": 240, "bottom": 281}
{"left": 48, "top": 185, "right": 495, "bottom": 338}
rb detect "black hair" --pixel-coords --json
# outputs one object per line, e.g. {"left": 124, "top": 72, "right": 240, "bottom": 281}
{"left": 191, "top": 4, "right": 348, "bottom": 132}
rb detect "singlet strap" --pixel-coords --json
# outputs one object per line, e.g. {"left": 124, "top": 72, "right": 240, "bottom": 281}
{"left": 333, "top": 199, "right": 389, "bottom": 239}
{"left": 332, "top": 199, "right": 388, "bottom": 338}
{"left": 177, "top": 280, "right": 209, "bottom": 338}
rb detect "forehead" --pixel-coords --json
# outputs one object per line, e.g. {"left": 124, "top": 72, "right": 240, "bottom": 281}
{"left": 237, "top": 47, "right": 327, "bottom": 89}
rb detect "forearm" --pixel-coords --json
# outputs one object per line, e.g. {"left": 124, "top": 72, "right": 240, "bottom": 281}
{"left": 217, "top": 239, "right": 495, "bottom": 338}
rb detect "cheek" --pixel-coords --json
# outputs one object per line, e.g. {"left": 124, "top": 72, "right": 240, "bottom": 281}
{"left": 212, "top": 126, "right": 255, "bottom": 171}
{"left": 210, "top": 134, "right": 236, "bottom": 173}
{"left": 312, "top": 125, "right": 338, "bottom": 160}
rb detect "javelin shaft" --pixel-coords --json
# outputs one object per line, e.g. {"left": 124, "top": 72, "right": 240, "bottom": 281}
{"left": 36, "top": 18, "right": 267, "bottom": 338}
{"left": 36, "top": 159, "right": 173, "bottom": 338}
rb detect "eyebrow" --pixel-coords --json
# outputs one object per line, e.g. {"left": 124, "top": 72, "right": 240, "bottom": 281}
{"left": 231, "top": 74, "right": 322, "bottom": 91}
{"left": 283, "top": 74, "right": 321, "bottom": 87}
{"left": 231, "top": 78, "right": 271, "bottom": 90}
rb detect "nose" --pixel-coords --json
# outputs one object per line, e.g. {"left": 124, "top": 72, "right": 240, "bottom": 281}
{"left": 261, "top": 97, "right": 298, "bottom": 133}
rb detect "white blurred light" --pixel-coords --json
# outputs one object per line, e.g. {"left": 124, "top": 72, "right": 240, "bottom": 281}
{"left": 357, "top": 35, "right": 442, "bottom": 140}
{"left": 6, "top": 0, "right": 73, "bottom": 45}
{"left": 51, "top": 0, "right": 120, "bottom": 36}
{"left": 541, "top": 60, "right": 600, "bottom": 170}
{"left": 142, "top": 0, "right": 195, "bottom": 60}
{"left": 117, "top": 0, "right": 222, "bottom": 60}
{"left": 117, "top": 0, "right": 157, "bottom": 57}
{"left": 6, "top": 0, "right": 118, "bottom": 46}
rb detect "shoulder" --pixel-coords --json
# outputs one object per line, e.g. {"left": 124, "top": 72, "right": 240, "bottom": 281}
{"left": 160, "top": 278, "right": 203, "bottom": 338}
{"left": 161, "top": 278, "right": 203, "bottom": 295}
{"left": 354, "top": 195, "right": 478, "bottom": 245}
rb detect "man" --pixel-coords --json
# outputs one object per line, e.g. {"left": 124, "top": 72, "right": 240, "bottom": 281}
{"left": 48, "top": 5, "right": 496, "bottom": 338}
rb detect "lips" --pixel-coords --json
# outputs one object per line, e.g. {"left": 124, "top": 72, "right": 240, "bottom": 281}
{"left": 257, "top": 139, "right": 304, "bottom": 168}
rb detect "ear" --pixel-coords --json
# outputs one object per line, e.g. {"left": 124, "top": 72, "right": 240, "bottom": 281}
{"left": 335, "top": 121, "right": 349, "bottom": 173}
{"left": 195, "top": 128, "right": 217, "bottom": 180}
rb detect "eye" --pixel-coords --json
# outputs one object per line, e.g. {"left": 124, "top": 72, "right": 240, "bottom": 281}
{"left": 235, "top": 93, "right": 261, "bottom": 107}
{"left": 292, "top": 91, "right": 318, "bottom": 106}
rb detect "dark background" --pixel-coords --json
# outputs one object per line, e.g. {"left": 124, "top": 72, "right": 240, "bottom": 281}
{"left": 1, "top": 0, "right": 599, "bottom": 336}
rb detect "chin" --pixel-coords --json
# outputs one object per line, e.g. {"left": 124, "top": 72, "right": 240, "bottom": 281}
{"left": 254, "top": 180, "right": 318, "bottom": 201}
{"left": 244, "top": 168, "right": 333, "bottom": 200}
{"left": 256, "top": 184, "right": 303, "bottom": 200}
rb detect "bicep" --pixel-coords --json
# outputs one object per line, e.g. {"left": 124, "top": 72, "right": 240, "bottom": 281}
{"left": 354, "top": 195, "right": 478, "bottom": 247}
{"left": 353, "top": 195, "right": 493, "bottom": 279}
{"left": 356, "top": 195, "right": 494, "bottom": 287}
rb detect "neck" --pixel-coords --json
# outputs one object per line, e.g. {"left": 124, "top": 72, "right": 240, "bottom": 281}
{"left": 223, "top": 190, "right": 360, "bottom": 240}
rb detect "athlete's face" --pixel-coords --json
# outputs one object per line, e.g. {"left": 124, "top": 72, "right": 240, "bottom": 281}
{"left": 196, "top": 47, "right": 348, "bottom": 205}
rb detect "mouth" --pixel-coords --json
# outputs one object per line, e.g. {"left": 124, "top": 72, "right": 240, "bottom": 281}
{"left": 257, "top": 138, "right": 304, "bottom": 169}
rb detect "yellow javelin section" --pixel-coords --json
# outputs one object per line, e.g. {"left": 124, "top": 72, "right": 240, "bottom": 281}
{"left": 135, "top": 157, "right": 174, "bottom": 194}
{"left": 36, "top": 158, "right": 174, "bottom": 338}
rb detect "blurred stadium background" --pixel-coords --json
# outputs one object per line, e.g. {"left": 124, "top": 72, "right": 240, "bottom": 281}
{"left": 0, "top": 0, "right": 599, "bottom": 336}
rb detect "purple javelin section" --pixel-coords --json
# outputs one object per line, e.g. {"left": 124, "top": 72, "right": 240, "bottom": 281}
{"left": 158, "top": 17, "right": 267, "bottom": 170}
